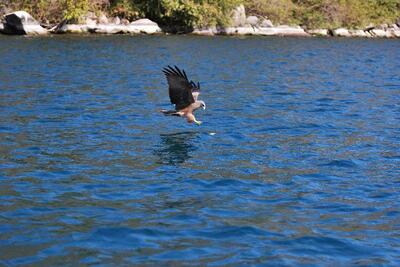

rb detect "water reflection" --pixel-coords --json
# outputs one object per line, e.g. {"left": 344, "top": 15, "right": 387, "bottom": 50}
{"left": 154, "top": 132, "right": 198, "bottom": 165}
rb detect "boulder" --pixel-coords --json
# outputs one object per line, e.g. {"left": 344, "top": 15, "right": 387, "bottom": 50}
{"left": 40, "top": 20, "right": 52, "bottom": 29}
{"left": 332, "top": 28, "right": 351, "bottom": 37}
{"left": 258, "top": 25, "right": 309, "bottom": 37}
{"left": 246, "top": 16, "right": 259, "bottom": 26}
{"left": 128, "top": 18, "right": 162, "bottom": 34}
{"left": 121, "top": 18, "right": 130, "bottom": 25}
{"left": 219, "top": 25, "right": 309, "bottom": 37}
{"left": 0, "top": 23, "right": 3, "bottom": 32}
{"left": 98, "top": 13, "right": 109, "bottom": 24}
{"left": 260, "top": 19, "right": 273, "bottom": 28}
{"left": 56, "top": 24, "right": 90, "bottom": 34}
{"left": 231, "top": 4, "right": 246, "bottom": 27}
{"left": 90, "top": 24, "right": 127, "bottom": 34}
{"left": 111, "top": 16, "right": 121, "bottom": 25}
{"left": 221, "top": 26, "right": 256, "bottom": 35}
{"left": 391, "top": 29, "right": 400, "bottom": 38}
{"left": 2, "top": 11, "right": 48, "bottom": 35}
{"left": 192, "top": 27, "right": 216, "bottom": 36}
{"left": 396, "top": 18, "right": 400, "bottom": 27}
{"left": 85, "top": 17, "right": 97, "bottom": 26}
{"left": 365, "top": 31, "right": 373, "bottom": 38}
{"left": 385, "top": 28, "right": 400, "bottom": 38}
{"left": 307, "top": 29, "right": 329, "bottom": 37}
{"left": 370, "top": 29, "right": 390, "bottom": 38}
{"left": 348, "top": 29, "right": 369, "bottom": 38}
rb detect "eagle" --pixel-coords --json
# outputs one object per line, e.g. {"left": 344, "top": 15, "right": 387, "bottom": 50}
{"left": 161, "top": 65, "right": 206, "bottom": 125}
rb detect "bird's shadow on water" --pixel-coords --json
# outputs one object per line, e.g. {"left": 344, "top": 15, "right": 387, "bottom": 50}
{"left": 153, "top": 131, "right": 199, "bottom": 166}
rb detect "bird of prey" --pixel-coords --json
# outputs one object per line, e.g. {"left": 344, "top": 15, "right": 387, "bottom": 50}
{"left": 161, "top": 65, "right": 206, "bottom": 125}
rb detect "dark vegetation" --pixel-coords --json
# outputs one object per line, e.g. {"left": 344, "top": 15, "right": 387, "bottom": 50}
{"left": 1, "top": 0, "right": 399, "bottom": 29}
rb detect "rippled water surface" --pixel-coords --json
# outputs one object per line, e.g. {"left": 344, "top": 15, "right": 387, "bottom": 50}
{"left": 1, "top": 35, "right": 399, "bottom": 265}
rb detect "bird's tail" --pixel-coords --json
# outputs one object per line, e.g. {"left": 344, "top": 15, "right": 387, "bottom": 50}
{"left": 160, "top": 109, "right": 181, "bottom": 116}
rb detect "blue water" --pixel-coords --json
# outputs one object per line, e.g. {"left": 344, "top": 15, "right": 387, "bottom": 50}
{"left": 0, "top": 35, "right": 399, "bottom": 265}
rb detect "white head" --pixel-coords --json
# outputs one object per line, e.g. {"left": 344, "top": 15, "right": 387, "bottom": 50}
{"left": 195, "top": 100, "right": 206, "bottom": 110}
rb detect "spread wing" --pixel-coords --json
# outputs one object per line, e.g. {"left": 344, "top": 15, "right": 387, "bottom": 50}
{"left": 162, "top": 65, "right": 200, "bottom": 110}
{"left": 190, "top": 81, "right": 200, "bottom": 101}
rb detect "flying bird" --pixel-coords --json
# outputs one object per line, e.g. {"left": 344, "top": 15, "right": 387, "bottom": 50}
{"left": 161, "top": 65, "right": 206, "bottom": 125}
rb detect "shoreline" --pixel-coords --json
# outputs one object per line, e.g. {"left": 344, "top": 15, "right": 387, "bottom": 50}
{"left": 2, "top": 23, "right": 400, "bottom": 39}
{"left": 1, "top": 11, "right": 400, "bottom": 39}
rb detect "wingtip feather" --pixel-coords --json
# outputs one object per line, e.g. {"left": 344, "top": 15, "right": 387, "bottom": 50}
{"left": 174, "top": 65, "right": 185, "bottom": 78}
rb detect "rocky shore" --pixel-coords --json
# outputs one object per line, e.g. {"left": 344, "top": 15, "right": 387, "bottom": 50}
{"left": 1, "top": 6, "right": 400, "bottom": 38}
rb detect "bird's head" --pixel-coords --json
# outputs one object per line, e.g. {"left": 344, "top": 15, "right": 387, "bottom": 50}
{"left": 199, "top": 101, "right": 206, "bottom": 110}
{"left": 193, "top": 100, "right": 206, "bottom": 111}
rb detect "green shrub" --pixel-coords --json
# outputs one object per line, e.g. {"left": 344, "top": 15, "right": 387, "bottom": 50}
{"left": 131, "top": 0, "right": 242, "bottom": 30}
{"left": 245, "top": 0, "right": 299, "bottom": 25}
{"left": 110, "top": 0, "right": 140, "bottom": 20}
{"left": 2, "top": 0, "right": 400, "bottom": 29}
{"left": 64, "top": 0, "right": 89, "bottom": 22}
{"left": 245, "top": 0, "right": 400, "bottom": 29}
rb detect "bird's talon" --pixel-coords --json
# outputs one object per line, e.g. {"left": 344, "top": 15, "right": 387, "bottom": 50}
{"left": 195, "top": 121, "right": 202, "bottom": 126}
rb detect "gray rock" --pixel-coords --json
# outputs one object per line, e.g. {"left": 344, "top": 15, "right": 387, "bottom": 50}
{"left": 364, "top": 31, "right": 373, "bottom": 38}
{"left": 78, "top": 12, "right": 96, "bottom": 25}
{"left": 307, "top": 29, "right": 329, "bottom": 36}
{"left": 332, "top": 28, "right": 351, "bottom": 37}
{"left": 192, "top": 27, "right": 217, "bottom": 36}
{"left": 391, "top": 29, "right": 400, "bottom": 38}
{"left": 0, "top": 23, "right": 4, "bottom": 32}
{"left": 52, "top": 18, "right": 161, "bottom": 35}
{"left": 260, "top": 19, "right": 273, "bottom": 28}
{"left": 348, "top": 29, "right": 369, "bottom": 37}
{"left": 246, "top": 16, "right": 259, "bottom": 26}
{"left": 57, "top": 24, "right": 89, "bottom": 34}
{"left": 91, "top": 25, "right": 126, "bottom": 34}
{"left": 121, "top": 18, "right": 130, "bottom": 25}
{"left": 258, "top": 25, "right": 309, "bottom": 37}
{"left": 128, "top": 19, "right": 162, "bottom": 34}
{"left": 220, "top": 26, "right": 256, "bottom": 35}
{"left": 98, "top": 13, "right": 109, "bottom": 24}
{"left": 130, "top": 18, "right": 158, "bottom": 26}
{"left": 111, "top": 16, "right": 121, "bottom": 25}
{"left": 370, "top": 29, "right": 390, "bottom": 38}
{"left": 2, "top": 11, "right": 48, "bottom": 35}
{"left": 231, "top": 4, "right": 246, "bottom": 27}
{"left": 85, "top": 17, "right": 97, "bottom": 26}
{"left": 49, "top": 19, "right": 68, "bottom": 33}
{"left": 220, "top": 25, "right": 309, "bottom": 37}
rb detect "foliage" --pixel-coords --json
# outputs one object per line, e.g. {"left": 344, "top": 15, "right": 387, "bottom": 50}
{"left": 64, "top": 0, "right": 89, "bottom": 22}
{"left": 245, "top": 0, "right": 400, "bottom": 29}
{"left": 1, "top": 0, "right": 400, "bottom": 29}
{"left": 110, "top": 0, "right": 139, "bottom": 20}
{"left": 132, "top": 0, "right": 242, "bottom": 30}
{"left": 245, "top": 0, "right": 299, "bottom": 25}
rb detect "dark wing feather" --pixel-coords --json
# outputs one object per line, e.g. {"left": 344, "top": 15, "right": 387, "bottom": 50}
{"left": 163, "top": 65, "right": 199, "bottom": 110}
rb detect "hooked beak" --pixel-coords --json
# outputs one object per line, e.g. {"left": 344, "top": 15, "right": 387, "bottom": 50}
{"left": 202, "top": 104, "right": 206, "bottom": 110}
